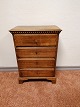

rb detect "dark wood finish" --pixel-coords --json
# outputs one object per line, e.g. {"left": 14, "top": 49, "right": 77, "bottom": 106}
{"left": 16, "top": 47, "right": 56, "bottom": 58}
{"left": 9, "top": 25, "right": 62, "bottom": 84}
{"left": 13, "top": 34, "right": 58, "bottom": 46}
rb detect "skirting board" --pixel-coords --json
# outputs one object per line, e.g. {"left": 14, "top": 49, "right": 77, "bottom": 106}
{"left": 0, "top": 66, "right": 80, "bottom": 71}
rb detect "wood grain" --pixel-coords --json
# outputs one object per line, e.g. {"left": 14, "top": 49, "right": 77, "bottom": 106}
{"left": 9, "top": 25, "right": 62, "bottom": 32}
{"left": 19, "top": 68, "right": 55, "bottom": 77}
{"left": 13, "top": 34, "right": 58, "bottom": 46}
{"left": 16, "top": 47, "right": 56, "bottom": 58}
{"left": 9, "top": 25, "right": 62, "bottom": 84}
{"left": 18, "top": 58, "right": 55, "bottom": 69}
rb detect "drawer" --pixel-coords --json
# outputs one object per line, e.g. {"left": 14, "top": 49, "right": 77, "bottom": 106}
{"left": 16, "top": 47, "right": 57, "bottom": 58}
{"left": 18, "top": 58, "right": 55, "bottom": 69}
{"left": 13, "top": 34, "right": 58, "bottom": 46}
{"left": 19, "top": 68, "right": 55, "bottom": 77}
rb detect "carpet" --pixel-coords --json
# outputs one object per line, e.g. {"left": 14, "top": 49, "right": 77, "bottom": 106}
{"left": 0, "top": 70, "right": 80, "bottom": 107}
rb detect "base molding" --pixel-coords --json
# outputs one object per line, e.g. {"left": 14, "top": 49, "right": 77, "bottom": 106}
{"left": 0, "top": 66, "right": 80, "bottom": 71}
{"left": 57, "top": 66, "right": 80, "bottom": 70}
{"left": 19, "top": 77, "right": 56, "bottom": 84}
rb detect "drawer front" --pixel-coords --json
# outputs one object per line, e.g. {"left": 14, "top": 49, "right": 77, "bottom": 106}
{"left": 18, "top": 58, "right": 55, "bottom": 69}
{"left": 19, "top": 68, "right": 55, "bottom": 77}
{"left": 16, "top": 47, "right": 57, "bottom": 58}
{"left": 13, "top": 34, "right": 58, "bottom": 46}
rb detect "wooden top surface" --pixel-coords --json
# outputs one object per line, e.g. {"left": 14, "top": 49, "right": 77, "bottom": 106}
{"left": 9, "top": 25, "right": 62, "bottom": 32}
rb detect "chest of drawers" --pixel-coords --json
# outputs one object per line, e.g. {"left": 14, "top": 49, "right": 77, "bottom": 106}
{"left": 9, "top": 26, "right": 62, "bottom": 84}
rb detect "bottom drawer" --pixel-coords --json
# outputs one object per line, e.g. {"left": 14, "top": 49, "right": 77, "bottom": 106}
{"left": 19, "top": 68, "right": 55, "bottom": 77}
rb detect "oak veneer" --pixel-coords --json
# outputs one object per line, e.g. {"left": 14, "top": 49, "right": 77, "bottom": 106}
{"left": 9, "top": 25, "right": 62, "bottom": 84}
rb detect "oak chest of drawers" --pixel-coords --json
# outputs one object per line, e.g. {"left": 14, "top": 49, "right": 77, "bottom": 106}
{"left": 9, "top": 26, "right": 62, "bottom": 84}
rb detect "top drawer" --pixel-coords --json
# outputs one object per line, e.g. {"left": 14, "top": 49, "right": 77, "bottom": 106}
{"left": 13, "top": 34, "right": 58, "bottom": 47}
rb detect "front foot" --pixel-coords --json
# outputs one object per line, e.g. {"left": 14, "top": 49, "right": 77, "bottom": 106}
{"left": 19, "top": 80, "right": 23, "bottom": 84}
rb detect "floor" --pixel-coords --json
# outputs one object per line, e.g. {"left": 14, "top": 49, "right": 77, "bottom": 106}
{"left": 0, "top": 70, "right": 80, "bottom": 107}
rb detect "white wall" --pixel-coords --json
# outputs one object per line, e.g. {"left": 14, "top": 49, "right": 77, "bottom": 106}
{"left": 0, "top": 0, "right": 80, "bottom": 67}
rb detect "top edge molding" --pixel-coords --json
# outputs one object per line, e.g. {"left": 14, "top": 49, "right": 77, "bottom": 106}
{"left": 9, "top": 25, "right": 62, "bottom": 34}
{"left": 9, "top": 31, "right": 61, "bottom": 34}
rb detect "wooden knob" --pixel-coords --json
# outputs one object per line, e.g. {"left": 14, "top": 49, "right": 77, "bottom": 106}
{"left": 34, "top": 40, "right": 38, "bottom": 44}
{"left": 36, "top": 52, "right": 37, "bottom": 54}
{"left": 36, "top": 61, "right": 38, "bottom": 65}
